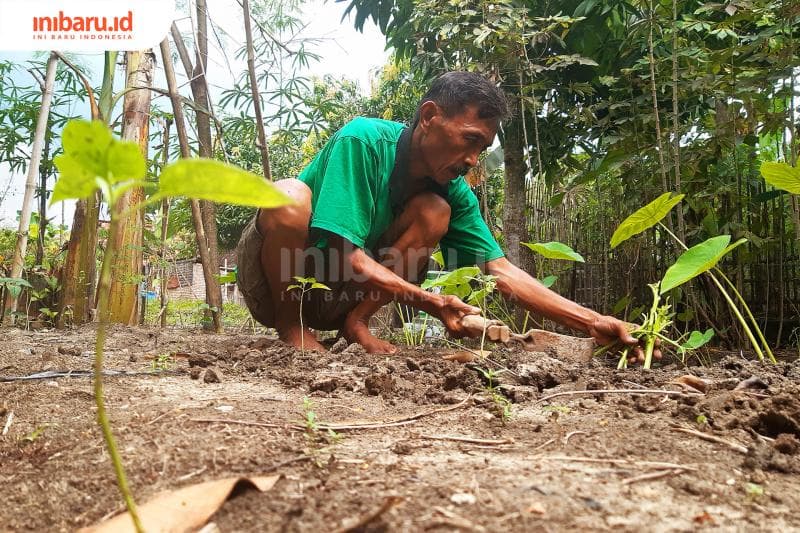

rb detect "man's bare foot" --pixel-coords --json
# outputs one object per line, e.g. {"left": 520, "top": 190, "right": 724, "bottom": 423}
{"left": 342, "top": 317, "right": 397, "bottom": 354}
{"left": 278, "top": 326, "right": 327, "bottom": 352}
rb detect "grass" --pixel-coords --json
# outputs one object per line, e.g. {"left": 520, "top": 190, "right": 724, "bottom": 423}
{"left": 144, "top": 299, "right": 259, "bottom": 330}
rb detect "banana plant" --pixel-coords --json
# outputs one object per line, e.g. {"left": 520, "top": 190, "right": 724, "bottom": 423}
{"left": 607, "top": 192, "right": 773, "bottom": 368}
{"left": 51, "top": 119, "right": 293, "bottom": 532}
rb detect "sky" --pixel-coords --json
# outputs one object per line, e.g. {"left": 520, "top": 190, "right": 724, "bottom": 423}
{"left": 0, "top": 0, "right": 390, "bottom": 228}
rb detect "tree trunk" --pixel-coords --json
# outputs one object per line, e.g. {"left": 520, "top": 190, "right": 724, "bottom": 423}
{"left": 160, "top": 120, "right": 172, "bottom": 328}
{"left": 58, "top": 52, "right": 117, "bottom": 327}
{"left": 671, "top": 0, "right": 685, "bottom": 242}
{"left": 502, "top": 110, "right": 530, "bottom": 271}
{"left": 160, "top": 36, "right": 222, "bottom": 332}
{"left": 107, "top": 50, "right": 154, "bottom": 324}
{"left": 4, "top": 52, "right": 57, "bottom": 323}
{"left": 170, "top": 3, "right": 223, "bottom": 331}
{"left": 243, "top": 0, "right": 273, "bottom": 180}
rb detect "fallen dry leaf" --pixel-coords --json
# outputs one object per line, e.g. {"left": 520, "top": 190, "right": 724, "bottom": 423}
{"left": 442, "top": 350, "right": 490, "bottom": 363}
{"left": 80, "top": 475, "right": 280, "bottom": 533}
{"left": 669, "top": 375, "right": 709, "bottom": 393}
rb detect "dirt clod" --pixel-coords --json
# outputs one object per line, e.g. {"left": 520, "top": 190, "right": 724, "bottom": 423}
{"left": 189, "top": 368, "right": 202, "bottom": 380}
{"left": 203, "top": 368, "right": 221, "bottom": 383}
{"left": 310, "top": 378, "right": 338, "bottom": 393}
{"left": 364, "top": 374, "right": 394, "bottom": 396}
{"left": 773, "top": 433, "right": 800, "bottom": 455}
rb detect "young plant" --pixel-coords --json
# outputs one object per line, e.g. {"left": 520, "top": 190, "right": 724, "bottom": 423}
{"left": 396, "top": 301, "right": 430, "bottom": 347}
{"left": 285, "top": 276, "right": 330, "bottom": 354}
{"left": 521, "top": 240, "right": 585, "bottom": 291}
{"left": 608, "top": 192, "right": 772, "bottom": 367}
{"left": 478, "top": 367, "right": 512, "bottom": 421}
{"left": 51, "top": 119, "right": 293, "bottom": 531}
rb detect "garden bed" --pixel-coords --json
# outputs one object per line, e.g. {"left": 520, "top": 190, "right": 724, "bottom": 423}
{"left": 2, "top": 325, "right": 799, "bottom": 531}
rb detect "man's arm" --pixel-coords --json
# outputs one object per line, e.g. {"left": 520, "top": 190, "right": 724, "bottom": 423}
{"left": 328, "top": 235, "right": 479, "bottom": 337}
{"left": 485, "top": 257, "right": 638, "bottom": 346}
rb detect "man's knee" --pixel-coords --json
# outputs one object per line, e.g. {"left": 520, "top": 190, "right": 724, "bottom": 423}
{"left": 257, "top": 178, "right": 312, "bottom": 235}
{"left": 404, "top": 192, "right": 451, "bottom": 242}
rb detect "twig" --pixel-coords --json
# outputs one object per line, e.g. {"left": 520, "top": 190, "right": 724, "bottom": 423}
{"left": 176, "top": 465, "right": 207, "bottom": 482}
{"left": 430, "top": 506, "right": 487, "bottom": 532}
{"left": 532, "top": 438, "right": 555, "bottom": 451}
{"left": 318, "top": 396, "right": 473, "bottom": 431}
{"left": 191, "top": 397, "right": 474, "bottom": 433}
{"left": 2, "top": 411, "right": 13, "bottom": 435}
{"left": 563, "top": 431, "right": 588, "bottom": 445}
{"left": 418, "top": 434, "right": 515, "bottom": 445}
{"left": 146, "top": 408, "right": 180, "bottom": 425}
{"left": 263, "top": 455, "right": 311, "bottom": 473}
{"left": 334, "top": 496, "right": 403, "bottom": 533}
{"left": 622, "top": 468, "right": 686, "bottom": 485}
{"left": 537, "top": 388, "right": 700, "bottom": 403}
{"left": 190, "top": 418, "right": 294, "bottom": 429}
{"left": 670, "top": 426, "right": 748, "bottom": 454}
{"left": 536, "top": 456, "right": 697, "bottom": 471}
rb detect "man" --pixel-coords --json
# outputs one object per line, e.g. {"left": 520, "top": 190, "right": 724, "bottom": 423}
{"left": 237, "top": 71, "right": 641, "bottom": 357}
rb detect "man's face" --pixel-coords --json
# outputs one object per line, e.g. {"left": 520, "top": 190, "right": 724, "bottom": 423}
{"left": 419, "top": 103, "right": 498, "bottom": 186}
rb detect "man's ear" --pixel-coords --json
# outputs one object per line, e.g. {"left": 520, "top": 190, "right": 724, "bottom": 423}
{"left": 417, "top": 101, "right": 441, "bottom": 133}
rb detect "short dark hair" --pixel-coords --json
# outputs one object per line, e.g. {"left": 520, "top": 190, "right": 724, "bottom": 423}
{"left": 413, "top": 71, "right": 510, "bottom": 125}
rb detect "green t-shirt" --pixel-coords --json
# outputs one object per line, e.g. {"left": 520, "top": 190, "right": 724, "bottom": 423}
{"left": 298, "top": 117, "right": 504, "bottom": 268}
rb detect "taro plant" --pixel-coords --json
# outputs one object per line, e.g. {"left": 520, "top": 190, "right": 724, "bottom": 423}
{"left": 521, "top": 240, "right": 585, "bottom": 290}
{"left": 285, "top": 276, "right": 331, "bottom": 355}
{"left": 50, "top": 119, "right": 293, "bottom": 531}
{"left": 605, "top": 192, "right": 774, "bottom": 368}
{"left": 0, "top": 277, "right": 32, "bottom": 323}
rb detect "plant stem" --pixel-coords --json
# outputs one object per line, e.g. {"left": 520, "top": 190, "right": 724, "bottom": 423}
{"left": 658, "top": 222, "right": 767, "bottom": 361}
{"left": 299, "top": 287, "right": 305, "bottom": 356}
{"left": 95, "top": 216, "right": 143, "bottom": 532}
{"left": 713, "top": 268, "right": 775, "bottom": 363}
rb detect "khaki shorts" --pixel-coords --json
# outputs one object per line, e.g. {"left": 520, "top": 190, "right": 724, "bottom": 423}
{"left": 236, "top": 216, "right": 373, "bottom": 331}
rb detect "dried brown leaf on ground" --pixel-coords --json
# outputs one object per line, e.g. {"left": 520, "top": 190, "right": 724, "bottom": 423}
{"left": 80, "top": 475, "right": 280, "bottom": 533}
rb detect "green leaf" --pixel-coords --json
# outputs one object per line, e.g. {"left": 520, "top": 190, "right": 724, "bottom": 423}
{"left": 158, "top": 159, "right": 295, "bottom": 208}
{"left": 430, "top": 250, "right": 444, "bottom": 268}
{"left": 310, "top": 282, "right": 331, "bottom": 290}
{"left": 60, "top": 119, "right": 112, "bottom": 178}
{"left": 522, "top": 241, "right": 585, "bottom": 262}
{"left": 422, "top": 266, "right": 480, "bottom": 289}
{"left": 51, "top": 154, "right": 99, "bottom": 204}
{"left": 539, "top": 275, "right": 558, "bottom": 288}
{"left": 0, "top": 277, "right": 33, "bottom": 288}
{"left": 107, "top": 141, "right": 146, "bottom": 183}
{"left": 216, "top": 272, "right": 237, "bottom": 284}
{"left": 610, "top": 193, "right": 685, "bottom": 248}
{"left": 680, "top": 329, "right": 714, "bottom": 351}
{"left": 760, "top": 162, "right": 800, "bottom": 194}
{"left": 660, "top": 236, "right": 746, "bottom": 293}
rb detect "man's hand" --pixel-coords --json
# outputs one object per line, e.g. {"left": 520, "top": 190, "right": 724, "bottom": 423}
{"left": 435, "top": 295, "right": 482, "bottom": 338}
{"left": 588, "top": 314, "right": 661, "bottom": 365}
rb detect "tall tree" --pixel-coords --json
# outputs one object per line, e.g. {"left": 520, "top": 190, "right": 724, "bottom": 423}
{"left": 4, "top": 52, "right": 58, "bottom": 321}
{"left": 106, "top": 50, "right": 155, "bottom": 324}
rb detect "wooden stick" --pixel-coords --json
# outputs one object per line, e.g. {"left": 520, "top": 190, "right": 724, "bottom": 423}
{"left": 418, "top": 434, "right": 515, "bottom": 445}
{"left": 191, "top": 397, "right": 474, "bottom": 433}
{"left": 2, "top": 411, "right": 13, "bottom": 436}
{"left": 537, "top": 388, "right": 700, "bottom": 403}
{"left": 670, "top": 426, "right": 748, "bottom": 454}
{"left": 334, "top": 496, "right": 403, "bottom": 533}
{"left": 537, "top": 455, "right": 697, "bottom": 471}
{"left": 623, "top": 468, "right": 687, "bottom": 485}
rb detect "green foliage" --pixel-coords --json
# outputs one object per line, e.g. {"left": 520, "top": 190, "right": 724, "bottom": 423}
{"left": 661, "top": 236, "right": 747, "bottom": 293}
{"left": 760, "top": 162, "right": 800, "bottom": 194}
{"left": 680, "top": 329, "right": 714, "bottom": 352}
{"left": 156, "top": 158, "right": 294, "bottom": 208}
{"left": 522, "top": 241, "right": 585, "bottom": 262}
{"left": 610, "top": 193, "right": 685, "bottom": 249}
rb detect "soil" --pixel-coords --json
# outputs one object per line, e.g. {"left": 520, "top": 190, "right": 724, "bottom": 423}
{"left": 2, "top": 325, "right": 800, "bottom": 532}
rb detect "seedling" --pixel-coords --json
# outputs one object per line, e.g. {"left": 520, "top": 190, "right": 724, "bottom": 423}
{"left": 478, "top": 367, "right": 512, "bottom": 421}
{"left": 299, "top": 397, "right": 341, "bottom": 466}
{"left": 396, "top": 301, "right": 430, "bottom": 347}
{"left": 604, "top": 192, "right": 772, "bottom": 367}
{"left": 285, "top": 276, "right": 330, "bottom": 355}
{"left": 50, "top": 119, "right": 293, "bottom": 531}
{"left": 151, "top": 353, "right": 174, "bottom": 371}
